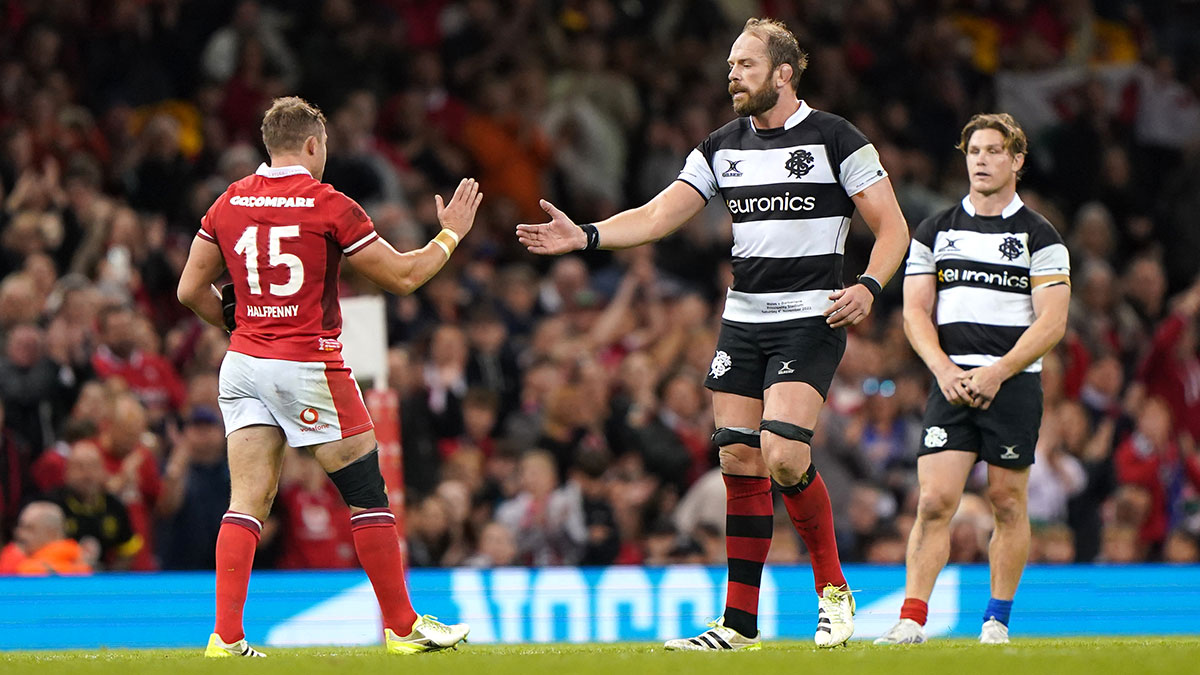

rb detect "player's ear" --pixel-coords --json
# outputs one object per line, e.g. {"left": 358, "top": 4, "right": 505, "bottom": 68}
{"left": 776, "top": 63, "right": 792, "bottom": 89}
{"left": 304, "top": 135, "right": 319, "bottom": 156}
{"left": 1012, "top": 152, "right": 1025, "bottom": 173}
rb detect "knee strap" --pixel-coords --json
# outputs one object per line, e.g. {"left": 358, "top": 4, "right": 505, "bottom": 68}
{"left": 712, "top": 426, "right": 762, "bottom": 449}
{"left": 772, "top": 463, "right": 818, "bottom": 494}
{"left": 327, "top": 448, "right": 389, "bottom": 509}
{"left": 760, "top": 419, "right": 814, "bottom": 445}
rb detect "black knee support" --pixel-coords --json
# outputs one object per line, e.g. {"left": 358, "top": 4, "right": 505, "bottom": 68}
{"left": 712, "top": 426, "right": 762, "bottom": 448}
{"left": 772, "top": 463, "right": 818, "bottom": 494}
{"left": 327, "top": 448, "right": 389, "bottom": 509}
{"left": 760, "top": 419, "right": 814, "bottom": 445}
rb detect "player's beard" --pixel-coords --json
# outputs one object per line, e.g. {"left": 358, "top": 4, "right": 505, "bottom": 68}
{"left": 730, "top": 79, "right": 779, "bottom": 117}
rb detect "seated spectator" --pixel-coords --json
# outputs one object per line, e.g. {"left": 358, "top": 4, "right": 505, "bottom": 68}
{"left": 50, "top": 439, "right": 141, "bottom": 570}
{"left": 494, "top": 450, "right": 585, "bottom": 565}
{"left": 438, "top": 388, "right": 500, "bottom": 459}
{"left": 1099, "top": 524, "right": 1146, "bottom": 563}
{"left": 406, "top": 493, "right": 462, "bottom": 568}
{"left": 0, "top": 501, "right": 92, "bottom": 575}
{"left": 275, "top": 450, "right": 355, "bottom": 570}
{"left": 1032, "top": 523, "right": 1077, "bottom": 564}
{"left": 91, "top": 305, "right": 185, "bottom": 418}
{"left": 1163, "top": 529, "right": 1200, "bottom": 564}
{"left": 464, "top": 522, "right": 518, "bottom": 567}
{"left": 1114, "top": 397, "right": 1200, "bottom": 549}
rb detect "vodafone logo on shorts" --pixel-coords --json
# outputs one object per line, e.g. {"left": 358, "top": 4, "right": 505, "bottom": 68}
{"left": 299, "top": 407, "right": 331, "bottom": 432}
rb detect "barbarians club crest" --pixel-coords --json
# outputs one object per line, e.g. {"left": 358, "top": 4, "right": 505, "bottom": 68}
{"left": 785, "top": 149, "right": 815, "bottom": 178}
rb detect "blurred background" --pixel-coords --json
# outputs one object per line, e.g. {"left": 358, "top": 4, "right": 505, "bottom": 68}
{"left": 1, "top": 0, "right": 1199, "bottom": 577}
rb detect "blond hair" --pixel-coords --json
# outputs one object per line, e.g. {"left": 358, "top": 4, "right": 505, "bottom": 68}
{"left": 957, "top": 113, "right": 1028, "bottom": 157}
{"left": 260, "top": 96, "right": 326, "bottom": 155}
{"left": 742, "top": 18, "right": 808, "bottom": 91}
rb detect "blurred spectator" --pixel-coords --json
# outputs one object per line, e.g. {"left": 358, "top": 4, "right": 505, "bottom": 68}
{"left": 1027, "top": 413, "right": 1087, "bottom": 525}
{"left": 1138, "top": 279, "right": 1200, "bottom": 441}
{"left": 275, "top": 450, "right": 355, "bottom": 570}
{"left": 0, "top": 400, "right": 32, "bottom": 542}
{"left": 92, "top": 305, "right": 185, "bottom": 418}
{"left": 1114, "top": 397, "right": 1200, "bottom": 550}
{"left": 494, "top": 450, "right": 584, "bottom": 565}
{"left": 1163, "top": 529, "right": 1200, "bottom": 564}
{"left": 50, "top": 440, "right": 140, "bottom": 570}
{"left": 0, "top": 324, "right": 56, "bottom": 451}
{"left": 0, "top": 501, "right": 92, "bottom": 576}
{"left": 156, "top": 408, "right": 231, "bottom": 570}
{"left": 464, "top": 521, "right": 518, "bottom": 567}
{"left": 1033, "top": 523, "right": 1077, "bottom": 564}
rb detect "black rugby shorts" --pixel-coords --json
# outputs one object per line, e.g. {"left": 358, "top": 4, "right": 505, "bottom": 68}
{"left": 703, "top": 317, "right": 846, "bottom": 400}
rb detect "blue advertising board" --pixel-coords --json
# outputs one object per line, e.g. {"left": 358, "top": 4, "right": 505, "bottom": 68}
{"left": 1, "top": 564, "right": 1198, "bottom": 649}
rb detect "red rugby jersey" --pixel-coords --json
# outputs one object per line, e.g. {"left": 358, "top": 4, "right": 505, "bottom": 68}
{"left": 198, "top": 164, "right": 379, "bottom": 362}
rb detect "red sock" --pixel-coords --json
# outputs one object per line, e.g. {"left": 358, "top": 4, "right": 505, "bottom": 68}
{"left": 901, "top": 598, "right": 929, "bottom": 626}
{"left": 351, "top": 508, "right": 418, "bottom": 636}
{"left": 721, "top": 474, "right": 774, "bottom": 638}
{"left": 214, "top": 512, "right": 262, "bottom": 643}
{"left": 778, "top": 470, "right": 847, "bottom": 593}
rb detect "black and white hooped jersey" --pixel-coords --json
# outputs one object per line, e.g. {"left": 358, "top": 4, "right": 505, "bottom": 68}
{"left": 905, "top": 194, "right": 1070, "bottom": 373}
{"left": 676, "top": 101, "right": 888, "bottom": 324}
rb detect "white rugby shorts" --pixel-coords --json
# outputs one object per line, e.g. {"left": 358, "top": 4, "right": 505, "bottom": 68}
{"left": 218, "top": 351, "right": 374, "bottom": 447}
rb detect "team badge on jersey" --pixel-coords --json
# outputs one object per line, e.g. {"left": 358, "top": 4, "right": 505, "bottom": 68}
{"left": 784, "top": 149, "right": 815, "bottom": 178}
{"left": 924, "top": 426, "right": 948, "bottom": 448}
{"left": 998, "top": 236, "right": 1024, "bottom": 261}
{"left": 710, "top": 350, "right": 732, "bottom": 378}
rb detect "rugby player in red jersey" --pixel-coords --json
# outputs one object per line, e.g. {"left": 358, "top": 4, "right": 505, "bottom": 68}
{"left": 178, "top": 96, "right": 482, "bottom": 657}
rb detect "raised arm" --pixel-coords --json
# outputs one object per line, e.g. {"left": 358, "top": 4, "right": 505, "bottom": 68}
{"left": 516, "top": 180, "right": 706, "bottom": 255}
{"left": 348, "top": 178, "right": 482, "bottom": 295}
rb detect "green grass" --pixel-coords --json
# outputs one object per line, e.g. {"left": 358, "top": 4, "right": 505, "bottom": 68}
{"left": 3, "top": 638, "right": 1199, "bottom": 675}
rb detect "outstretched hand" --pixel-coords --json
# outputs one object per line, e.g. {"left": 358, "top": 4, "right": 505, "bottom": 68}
{"left": 436, "top": 178, "right": 483, "bottom": 239}
{"left": 516, "top": 199, "right": 586, "bottom": 255}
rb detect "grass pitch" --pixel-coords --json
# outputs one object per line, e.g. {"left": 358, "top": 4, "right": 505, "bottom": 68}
{"left": 3, "top": 638, "right": 1197, "bottom": 675}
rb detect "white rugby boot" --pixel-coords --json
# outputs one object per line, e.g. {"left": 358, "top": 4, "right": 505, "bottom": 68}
{"left": 873, "top": 618, "right": 927, "bottom": 645}
{"left": 204, "top": 633, "right": 266, "bottom": 657}
{"left": 663, "top": 617, "right": 761, "bottom": 651}
{"left": 385, "top": 615, "right": 470, "bottom": 654}
{"left": 979, "top": 618, "right": 1010, "bottom": 644}
{"left": 814, "top": 584, "right": 855, "bottom": 648}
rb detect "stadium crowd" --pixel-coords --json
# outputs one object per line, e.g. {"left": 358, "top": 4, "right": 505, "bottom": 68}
{"left": 1, "top": 0, "right": 1200, "bottom": 574}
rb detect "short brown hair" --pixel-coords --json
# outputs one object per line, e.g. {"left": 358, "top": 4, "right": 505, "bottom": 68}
{"left": 956, "top": 113, "right": 1028, "bottom": 157}
{"left": 261, "top": 96, "right": 326, "bottom": 155}
{"left": 742, "top": 18, "right": 808, "bottom": 91}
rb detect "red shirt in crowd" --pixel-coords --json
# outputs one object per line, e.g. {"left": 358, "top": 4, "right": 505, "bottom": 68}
{"left": 276, "top": 481, "right": 356, "bottom": 569}
{"left": 1114, "top": 433, "right": 1200, "bottom": 545}
{"left": 91, "top": 345, "right": 186, "bottom": 414}
{"left": 1138, "top": 312, "right": 1200, "bottom": 441}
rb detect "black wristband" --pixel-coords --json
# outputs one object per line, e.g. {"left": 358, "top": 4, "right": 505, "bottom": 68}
{"left": 856, "top": 274, "right": 883, "bottom": 299}
{"left": 579, "top": 223, "right": 600, "bottom": 251}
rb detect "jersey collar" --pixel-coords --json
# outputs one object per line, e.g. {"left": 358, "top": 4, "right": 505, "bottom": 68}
{"left": 255, "top": 163, "right": 313, "bottom": 179}
{"left": 961, "top": 193, "right": 1024, "bottom": 219}
{"left": 749, "top": 100, "right": 813, "bottom": 133}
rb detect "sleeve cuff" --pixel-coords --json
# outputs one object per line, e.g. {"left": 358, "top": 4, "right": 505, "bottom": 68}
{"left": 343, "top": 232, "right": 379, "bottom": 256}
